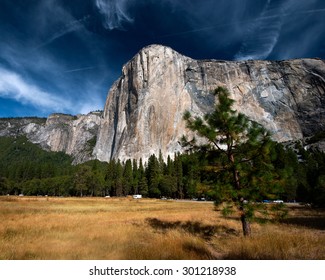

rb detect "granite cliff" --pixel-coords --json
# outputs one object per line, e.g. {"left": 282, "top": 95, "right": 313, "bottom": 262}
{"left": 93, "top": 45, "right": 325, "bottom": 162}
{"left": 0, "top": 112, "right": 101, "bottom": 164}
{"left": 1, "top": 45, "right": 325, "bottom": 163}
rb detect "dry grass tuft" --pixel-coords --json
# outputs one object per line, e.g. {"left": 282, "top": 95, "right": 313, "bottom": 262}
{"left": 217, "top": 225, "right": 325, "bottom": 260}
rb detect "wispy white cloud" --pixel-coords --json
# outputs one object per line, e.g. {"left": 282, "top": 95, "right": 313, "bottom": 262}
{"left": 0, "top": 34, "right": 109, "bottom": 116}
{"left": 0, "top": 67, "right": 71, "bottom": 112}
{"left": 37, "top": 15, "right": 90, "bottom": 48}
{"left": 275, "top": 14, "right": 325, "bottom": 59}
{"left": 234, "top": 0, "right": 284, "bottom": 60}
{"left": 95, "top": 0, "right": 134, "bottom": 30}
{"left": 0, "top": 66, "right": 107, "bottom": 116}
{"left": 234, "top": 0, "right": 325, "bottom": 60}
{"left": 63, "top": 66, "right": 96, "bottom": 73}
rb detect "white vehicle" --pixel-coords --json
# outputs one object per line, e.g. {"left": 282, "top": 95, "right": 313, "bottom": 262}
{"left": 273, "top": 199, "right": 284, "bottom": 203}
{"left": 133, "top": 194, "right": 142, "bottom": 199}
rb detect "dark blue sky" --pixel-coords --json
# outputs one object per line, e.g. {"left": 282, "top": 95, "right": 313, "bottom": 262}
{"left": 1, "top": 0, "right": 325, "bottom": 117}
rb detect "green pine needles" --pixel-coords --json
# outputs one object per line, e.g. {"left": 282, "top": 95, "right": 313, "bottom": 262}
{"left": 183, "top": 87, "right": 285, "bottom": 236}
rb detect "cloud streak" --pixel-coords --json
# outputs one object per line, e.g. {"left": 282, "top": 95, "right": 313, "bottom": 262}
{"left": 234, "top": 0, "right": 325, "bottom": 60}
{"left": 95, "top": 0, "right": 133, "bottom": 30}
{"left": 63, "top": 66, "right": 96, "bottom": 73}
{"left": 0, "top": 66, "right": 105, "bottom": 116}
{"left": 37, "top": 15, "right": 90, "bottom": 48}
{"left": 234, "top": 0, "right": 285, "bottom": 60}
{"left": 0, "top": 67, "right": 71, "bottom": 112}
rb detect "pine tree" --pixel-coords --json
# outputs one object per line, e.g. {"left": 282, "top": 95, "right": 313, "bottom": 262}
{"left": 105, "top": 159, "right": 124, "bottom": 196}
{"left": 138, "top": 158, "right": 148, "bottom": 196}
{"left": 181, "top": 153, "right": 202, "bottom": 198}
{"left": 146, "top": 154, "right": 161, "bottom": 197}
{"left": 174, "top": 153, "right": 184, "bottom": 199}
{"left": 115, "top": 160, "right": 124, "bottom": 196}
{"left": 132, "top": 159, "right": 139, "bottom": 194}
{"left": 164, "top": 155, "right": 177, "bottom": 197}
{"left": 73, "top": 165, "right": 92, "bottom": 197}
{"left": 271, "top": 143, "right": 299, "bottom": 201}
{"left": 158, "top": 150, "right": 165, "bottom": 174}
{"left": 105, "top": 159, "right": 116, "bottom": 196}
{"left": 183, "top": 86, "right": 277, "bottom": 236}
{"left": 166, "top": 155, "right": 174, "bottom": 175}
{"left": 123, "top": 159, "right": 133, "bottom": 195}
{"left": 0, "top": 176, "right": 9, "bottom": 195}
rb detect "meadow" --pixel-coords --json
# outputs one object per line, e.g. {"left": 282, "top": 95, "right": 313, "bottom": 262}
{"left": 0, "top": 196, "right": 324, "bottom": 260}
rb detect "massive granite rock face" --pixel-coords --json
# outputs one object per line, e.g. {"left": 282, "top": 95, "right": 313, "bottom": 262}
{"left": 0, "top": 112, "right": 101, "bottom": 164}
{"left": 1, "top": 45, "right": 324, "bottom": 163}
{"left": 93, "top": 45, "right": 325, "bottom": 162}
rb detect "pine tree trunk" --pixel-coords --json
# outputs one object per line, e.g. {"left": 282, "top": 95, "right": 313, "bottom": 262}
{"left": 229, "top": 153, "right": 241, "bottom": 190}
{"left": 230, "top": 152, "right": 251, "bottom": 236}
{"left": 241, "top": 212, "right": 251, "bottom": 237}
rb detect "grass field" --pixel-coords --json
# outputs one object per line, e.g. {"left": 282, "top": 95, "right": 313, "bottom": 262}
{"left": 0, "top": 196, "right": 324, "bottom": 260}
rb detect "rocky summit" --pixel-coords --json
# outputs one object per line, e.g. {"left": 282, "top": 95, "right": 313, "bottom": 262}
{"left": 1, "top": 45, "right": 325, "bottom": 163}
{"left": 93, "top": 45, "right": 325, "bottom": 162}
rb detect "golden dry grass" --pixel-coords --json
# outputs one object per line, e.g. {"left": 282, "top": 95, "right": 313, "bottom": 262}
{"left": 0, "top": 196, "right": 324, "bottom": 260}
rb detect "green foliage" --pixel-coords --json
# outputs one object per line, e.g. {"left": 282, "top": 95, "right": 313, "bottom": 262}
{"left": 183, "top": 87, "right": 278, "bottom": 204}
{"left": 0, "top": 136, "right": 73, "bottom": 195}
{"left": 146, "top": 154, "right": 162, "bottom": 197}
{"left": 123, "top": 159, "right": 133, "bottom": 195}
{"left": 306, "top": 131, "right": 325, "bottom": 144}
{"left": 295, "top": 147, "right": 325, "bottom": 207}
{"left": 137, "top": 158, "right": 148, "bottom": 196}
{"left": 270, "top": 203, "right": 289, "bottom": 221}
{"left": 220, "top": 203, "right": 235, "bottom": 217}
{"left": 86, "top": 136, "right": 97, "bottom": 154}
{"left": 182, "top": 87, "right": 303, "bottom": 235}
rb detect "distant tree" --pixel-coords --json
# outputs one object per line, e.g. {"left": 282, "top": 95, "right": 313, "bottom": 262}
{"left": 166, "top": 155, "right": 174, "bottom": 175}
{"left": 89, "top": 171, "right": 105, "bottom": 197}
{"left": 271, "top": 143, "right": 299, "bottom": 201}
{"left": 158, "top": 150, "right": 165, "bottom": 174}
{"left": 74, "top": 165, "right": 92, "bottom": 197}
{"left": 181, "top": 153, "right": 202, "bottom": 198}
{"left": 146, "top": 154, "right": 162, "bottom": 198}
{"left": 298, "top": 149, "right": 325, "bottom": 206}
{"left": 114, "top": 160, "right": 124, "bottom": 196}
{"left": 132, "top": 159, "right": 139, "bottom": 194}
{"left": 174, "top": 154, "right": 184, "bottom": 199}
{"left": 0, "top": 176, "right": 9, "bottom": 195}
{"left": 164, "top": 155, "right": 177, "bottom": 197}
{"left": 123, "top": 159, "right": 133, "bottom": 195}
{"left": 138, "top": 158, "right": 148, "bottom": 196}
{"left": 183, "top": 86, "right": 279, "bottom": 236}
{"left": 46, "top": 176, "right": 72, "bottom": 196}
{"left": 105, "top": 159, "right": 116, "bottom": 196}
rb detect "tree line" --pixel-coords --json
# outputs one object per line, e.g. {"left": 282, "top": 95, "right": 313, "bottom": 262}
{"left": 0, "top": 134, "right": 324, "bottom": 206}
{"left": 0, "top": 136, "right": 204, "bottom": 199}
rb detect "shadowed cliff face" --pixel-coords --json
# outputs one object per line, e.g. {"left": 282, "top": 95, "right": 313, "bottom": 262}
{"left": 93, "top": 45, "right": 325, "bottom": 162}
